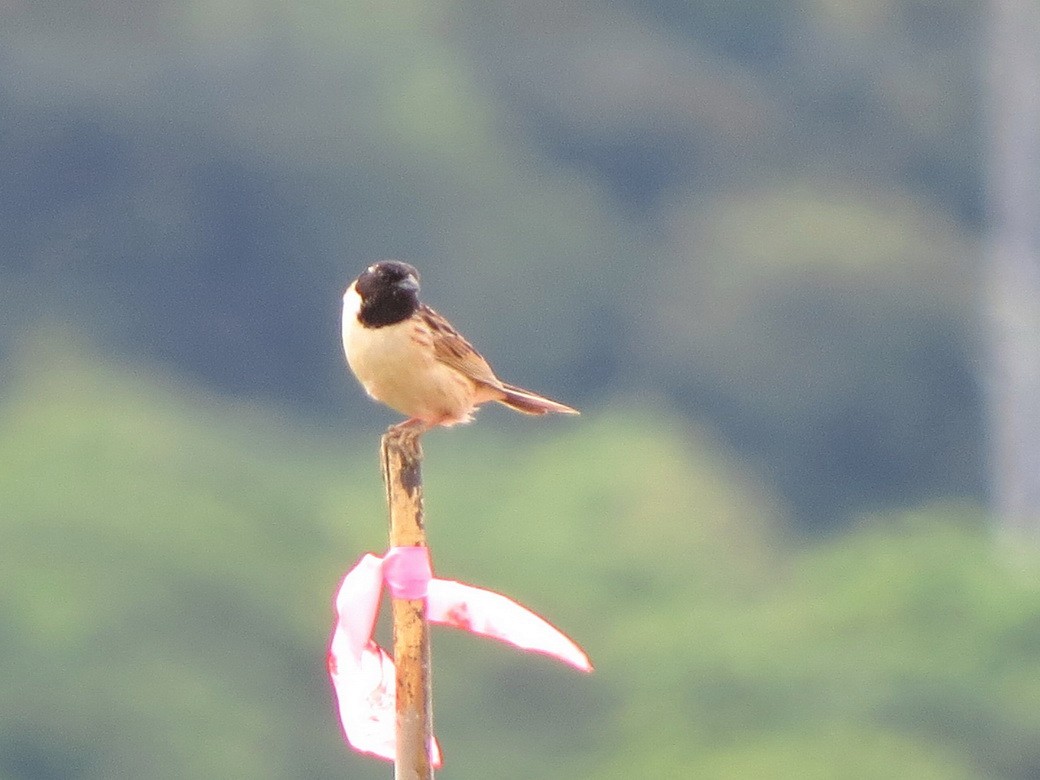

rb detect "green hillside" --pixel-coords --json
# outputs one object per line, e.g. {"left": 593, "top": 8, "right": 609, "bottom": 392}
{"left": 2, "top": 346, "right": 1038, "bottom": 778}
{"left": 0, "top": 0, "right": 988, "bottom": 529}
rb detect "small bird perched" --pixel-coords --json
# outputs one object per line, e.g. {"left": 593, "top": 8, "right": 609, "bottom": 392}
{"left": 342, "top": 260, "right": 579, "bottom": 430}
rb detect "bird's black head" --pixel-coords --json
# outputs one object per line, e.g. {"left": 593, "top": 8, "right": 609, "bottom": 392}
{"left": 354, "top": 260, "right": 422, "bottom": 327}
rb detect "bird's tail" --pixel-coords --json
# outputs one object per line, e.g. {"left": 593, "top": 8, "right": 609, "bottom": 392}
{"left": 497, "top": 383, "right": 580, "bottom": 416}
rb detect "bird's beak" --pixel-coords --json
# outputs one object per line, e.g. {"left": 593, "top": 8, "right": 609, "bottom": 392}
{"left": 397, "top": 275, "right": 420, "bottom": 294}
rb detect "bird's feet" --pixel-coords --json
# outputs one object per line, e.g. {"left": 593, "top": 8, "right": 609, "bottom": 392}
{"left": 387, "top": 418, "right": 429, "bottom": 446}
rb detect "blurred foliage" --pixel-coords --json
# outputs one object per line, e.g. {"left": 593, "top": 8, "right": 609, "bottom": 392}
{"left": 2, "top": 346, "right": 1039, "bottom": 778}
{"left": 646, "top": 181, "right": 984, "bottom": 522}
{"left": 0, "top": 0, "right": 989, "bottom": 528}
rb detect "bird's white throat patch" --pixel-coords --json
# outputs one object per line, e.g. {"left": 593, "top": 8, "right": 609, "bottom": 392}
{"left": 342, "top": 282, "right": 363, "bottom": 321}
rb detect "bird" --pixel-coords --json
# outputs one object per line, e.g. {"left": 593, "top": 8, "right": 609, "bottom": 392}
{"left": 342, "top": 260, "right": 579, "bottom": 431}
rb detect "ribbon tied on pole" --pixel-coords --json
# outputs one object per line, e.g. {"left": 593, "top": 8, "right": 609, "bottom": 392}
{"left": 327, "top": 549, "right": 592, "bottom": 766}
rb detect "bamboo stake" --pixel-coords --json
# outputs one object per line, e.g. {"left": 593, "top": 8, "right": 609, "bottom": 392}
{"left": 380, "top": 426, "right": 433, "bottom": 780}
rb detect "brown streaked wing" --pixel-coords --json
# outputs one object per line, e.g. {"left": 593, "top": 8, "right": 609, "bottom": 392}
{"left": 420, "top": 304, "right": 504, "bottom": 388}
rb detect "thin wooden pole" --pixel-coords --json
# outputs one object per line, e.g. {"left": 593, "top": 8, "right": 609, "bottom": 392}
{"left": 380, "top": 427, "right": 433, "bottom": 780}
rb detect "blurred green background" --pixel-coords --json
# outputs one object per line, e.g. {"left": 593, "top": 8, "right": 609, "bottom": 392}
{"left": 3, "top": 1, "right": 1037, "bottom": 778}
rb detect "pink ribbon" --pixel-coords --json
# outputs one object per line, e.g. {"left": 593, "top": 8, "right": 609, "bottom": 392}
{"left": 327, "top": 549, "right": 592, "bottom": 766}
{"left": 382, "top": 546, "right": 432, "bottom": 600}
